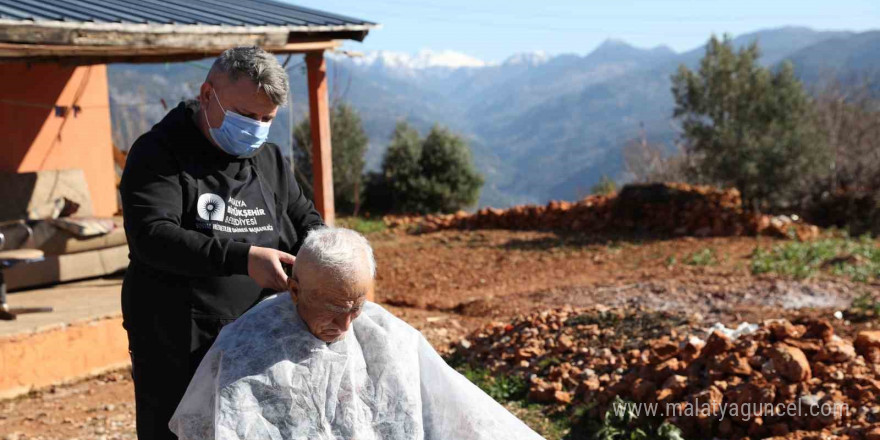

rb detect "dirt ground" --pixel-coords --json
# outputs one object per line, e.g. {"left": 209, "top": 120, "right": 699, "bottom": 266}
{"left": 1, "top": 229, "right": 877, "bottom": 440}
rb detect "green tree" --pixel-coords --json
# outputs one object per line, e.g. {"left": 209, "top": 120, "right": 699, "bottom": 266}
{"left": 417, "top": 126, "right": 484, "bottom": 213}
{"left": 590, "top": 175, "right": 617, "bottom": 196}
{"left": 292, "top": 103, "right": 369, "bottom": 215}
{"left": 671, "top": 35, "right": 829, "bottom": 211}
{"left": 364, "top": 121, "right": 423, "bottom": 213}
{"left": 291, "top": 117, "right": 313, "bottom": 196}
{"left": 364, "top": 122, "right": 484, "bottom": 214}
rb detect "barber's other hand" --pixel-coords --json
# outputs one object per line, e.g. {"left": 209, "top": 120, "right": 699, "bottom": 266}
{"left": 247, "top": 246, "right": 295, "bottom": 291}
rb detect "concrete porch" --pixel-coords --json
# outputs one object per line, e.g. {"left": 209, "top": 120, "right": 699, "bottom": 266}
{"left": 0, "top": 278, "right": 126, "bottom": 399}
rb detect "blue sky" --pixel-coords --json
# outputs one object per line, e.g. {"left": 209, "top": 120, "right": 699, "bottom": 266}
{"left": 290, "top": 0, "right": 880, "bottom": 62}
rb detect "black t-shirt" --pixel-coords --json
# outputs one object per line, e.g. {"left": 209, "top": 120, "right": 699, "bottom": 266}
{"left": 119, "top": 101, "right": 323, "bottom": 358}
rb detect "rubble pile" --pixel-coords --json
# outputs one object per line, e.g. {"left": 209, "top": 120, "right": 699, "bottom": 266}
{"left": 385, "top": 183, "right": 820, "bottom": 240}
{"left": 452, "top": 306, "right": 697, "bottom": 406}
{"left": 453, "top": 307, "right": 880, "bottom": 439}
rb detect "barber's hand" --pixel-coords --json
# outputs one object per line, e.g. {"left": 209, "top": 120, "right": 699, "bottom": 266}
{"left": 247, "top": 246, "right": 295, "bottom": 291}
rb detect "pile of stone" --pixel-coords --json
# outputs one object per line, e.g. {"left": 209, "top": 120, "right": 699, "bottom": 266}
{"left": 454, "top": 307, "right": 880, "bottom": 439}
{"left": 602, "top": 322, "right": 880, "bottom": 439}
{"left": 385, "top": 183, "right": 819, "bottom": 240}
{"left": 452, "top": 305, "right": 698, "bottom": 407}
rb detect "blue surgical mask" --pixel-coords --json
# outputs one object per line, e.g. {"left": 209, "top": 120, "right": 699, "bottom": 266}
{"left": 203, "top": 89, "right": 271, "bottom": 157}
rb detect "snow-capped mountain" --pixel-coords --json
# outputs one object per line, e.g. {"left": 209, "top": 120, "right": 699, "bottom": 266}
{"left": 347, "top": 49, "right": 490, "bottom": 70}
{"left": 502, "top": 51, "right": 550, "bottom": 67}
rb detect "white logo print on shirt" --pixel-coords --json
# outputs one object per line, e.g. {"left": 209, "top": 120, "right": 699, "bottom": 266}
{"left": 197, "top": 193, "right": 226, "bottom": 221}
{"left": 195, "top": 193, "right": 274, "bottom": 235}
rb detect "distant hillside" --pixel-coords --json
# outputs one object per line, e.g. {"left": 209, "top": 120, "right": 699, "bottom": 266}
{"left": 786, "top": 31, "right": 880, "bottom": 85}
{"left": 108, "top": 27, "right": 880, "bottom": 208}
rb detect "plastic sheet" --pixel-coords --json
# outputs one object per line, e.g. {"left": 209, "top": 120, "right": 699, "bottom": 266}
{"left": 170, "top": 294, "right": 544, "bottom": 440}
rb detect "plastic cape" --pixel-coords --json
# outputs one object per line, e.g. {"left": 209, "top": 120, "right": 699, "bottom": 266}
{"left": 169, "top": 294, "right": 545, "bottom": 440}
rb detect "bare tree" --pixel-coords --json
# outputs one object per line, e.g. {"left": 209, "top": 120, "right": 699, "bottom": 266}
{"left": 622, "top": 123, "right": 689, "bottom": 184}
{"left": 813, "top": 79, "right": 880, "bottom": 194}
{"left": 807, "top": 78, "right": 880, "bottom": 233}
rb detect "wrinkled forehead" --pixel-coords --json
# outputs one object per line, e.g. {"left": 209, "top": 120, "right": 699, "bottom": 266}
{"left": 297, "top": 262, "right": 371, "bottom": 304}
{"left": 304, "top": 285, "right": 368, "bottom": 315}
{"left": 321, "top": 295, "right": 367, "bottom": 314}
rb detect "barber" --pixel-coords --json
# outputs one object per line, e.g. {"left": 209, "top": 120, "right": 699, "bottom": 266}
{"left": 119, "top": 46, "right": 323, "bottom": 439}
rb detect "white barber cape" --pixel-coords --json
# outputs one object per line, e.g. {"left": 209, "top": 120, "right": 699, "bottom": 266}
{"left": 169, "top": 294, "right": 544, "bottom": 440}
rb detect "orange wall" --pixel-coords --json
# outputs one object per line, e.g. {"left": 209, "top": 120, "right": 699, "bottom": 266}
{"left": 0, "top": 63, "right": 117, "bottom": 217}
{"left": 0, "top": 317, "right": 129, "bottom": 399}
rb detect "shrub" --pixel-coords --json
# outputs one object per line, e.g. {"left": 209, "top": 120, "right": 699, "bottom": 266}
{"left": 686, "top": 248, "right": 718, "bottom": 266}
{"left": 750, "top": 235, "right": 880, "bottom": 281}
{"left": 591, "top": 175, "right": 617, "bottom": 196}
{"left": 364, "top": 122, "right": 483, "bottom": 214}
{"left": 568, "top": 397, "right": 684, "bottom": 440}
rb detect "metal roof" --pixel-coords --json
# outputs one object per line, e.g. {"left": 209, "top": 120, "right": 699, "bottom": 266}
{"left": 0, "top": 0, "right": 376, "bottom": 33}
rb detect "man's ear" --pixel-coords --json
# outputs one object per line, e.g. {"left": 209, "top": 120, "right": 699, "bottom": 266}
{"left": 198, "top": 81, "right": 212, "bottom": 107}
{"left": 288, "top": 276, "right": 300, "bottom": 305}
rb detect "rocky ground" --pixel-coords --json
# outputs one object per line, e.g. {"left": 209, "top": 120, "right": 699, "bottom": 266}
{"left": 1, "top": 228, "right": 878, "bottom": 440}
{"left": 455, "top": 306, "right": 880, "bottom": 439}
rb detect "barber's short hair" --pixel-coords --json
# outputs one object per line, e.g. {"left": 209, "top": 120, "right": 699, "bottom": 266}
{"left": 296, "top": 228, "right": 376, "bottom": 283}
{"left": 209, "top": 46, "right": 289, "bottom": 106}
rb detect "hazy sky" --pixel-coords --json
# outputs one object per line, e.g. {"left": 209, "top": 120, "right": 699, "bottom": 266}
{"left": 289, "top": 0, "right": 880, "bottom": 62}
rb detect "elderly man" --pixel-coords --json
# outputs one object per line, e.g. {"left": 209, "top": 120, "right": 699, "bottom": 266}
{"left": 170, "top": 228, "right": 543, "bottom": 440}
{"left": 120, "top": 47, "right": 323, "bottom": 439}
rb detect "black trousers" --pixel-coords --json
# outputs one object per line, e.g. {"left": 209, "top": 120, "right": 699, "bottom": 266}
{"left": 128, "top": 321, "right": 226, "bottom": 439}
{"left": 129, "top": 345, "right": 189, "bottom": 440}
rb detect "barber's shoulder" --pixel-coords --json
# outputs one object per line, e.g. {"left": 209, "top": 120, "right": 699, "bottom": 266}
{"left": 129, "top": 102, "right": 198, "bottom": 156}
{"left": 125, "top": 130, "right": 176, "bottom": 170}
{"left": 129, "top": 129, "right": 165, "bottom": 151}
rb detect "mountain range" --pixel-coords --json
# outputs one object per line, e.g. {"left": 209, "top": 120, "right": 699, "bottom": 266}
{"left": 108, "top": 26, "right": 880, "bottom": 208}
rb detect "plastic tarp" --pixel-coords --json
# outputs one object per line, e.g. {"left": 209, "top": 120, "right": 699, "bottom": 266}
{"left": 169, "top": 294, "right": 544, "bottom": 440}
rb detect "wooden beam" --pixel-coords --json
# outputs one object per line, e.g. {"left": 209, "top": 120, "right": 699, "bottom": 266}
{"left": 0, "top": 24, "right": 370, "bottom": 46}
{"left": 286, "top": 30, "right": 369, "bottom": 43}
{"left": 0, "top": 40, "right": 342, "bottom": 64}
{"left": 0, "top": 20, "right": 375, "bottom": 46}
{"left": 0, "top": 26, "right": 289, "bottom": 47}
{"left": 305, "top": 51, "right": 335, "bottom": 226}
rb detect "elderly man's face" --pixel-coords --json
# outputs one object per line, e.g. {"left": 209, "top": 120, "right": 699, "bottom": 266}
{"left": 199, "top": 73, "right": 279, "bottom": 132}
{"left": 289, "top": 263, "right": 373, "bottom": 343}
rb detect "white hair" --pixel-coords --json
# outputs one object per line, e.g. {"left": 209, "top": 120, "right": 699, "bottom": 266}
{"left": 295, "top": 227, "right": 376, "bottom": 283}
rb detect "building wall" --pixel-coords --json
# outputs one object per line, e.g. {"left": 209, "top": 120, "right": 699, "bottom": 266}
{"left": 0, "top": 62, "right": 117, "bottom": 217}
{"left": 0, "top": 317, "right": 129, "bottom": 399}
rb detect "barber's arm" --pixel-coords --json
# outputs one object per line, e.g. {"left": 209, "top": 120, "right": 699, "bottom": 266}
{"left": 121, "top": 138, "right": 291, "bottom": 290}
